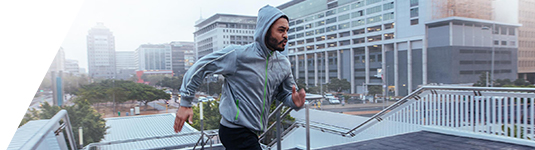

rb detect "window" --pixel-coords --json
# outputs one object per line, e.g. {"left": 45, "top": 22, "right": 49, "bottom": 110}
{"left": 411, "top": 19, "right": 419, "bottom": 25}
{"left": 501, "top": 41, "right": 507, "bottom": 45}
{"left": 501, "top": 27, "right": 507, "bottom": 35}
{"left": 366, "top": 5, "right": 382, "bottom": 15}
{"left": 494, "top": 40, "right": 499, "bottom": 45}
{"left": 384, "top": 33, "right": 394, "bottom": 39}
{"left": 306, "top": 31, "right": 314, "bottom": 36}
{"left": 367, "top": 35, "right": 382, "bottom": 42}
{"left": 326, "top": 25, "right": 337, "bottom": 32}
{"left": 383, "top": 2, "right": 394, "bottom": 10}
{"left": 305, "top": 16, "right": 315, "bottom": 22}
{"left": 327, "top": 34, "right": 337, "bottom": 40}
{"left": 340, "top": 40, "right": 350, "bottom": 46}
{"left": 306, "top": 38, "right": 314, "bottom": 43}
{"left": 326, "top": 10, "right": 336, "bottom": 16}
{"left": 316, "top": 36, "right": 326, "bottom": 42}
{"left": 297, "top": 40, "right": 304, "bottom": 45}
{"left": 410, "top": 0, "right": 418, "bottom": 7}
{"left": 316, "top": 20, "right": 325, "bottom": 26}
{"left": 510, "top": 41, "right": 516, "bottom": 46}
{"left": 326, "top": 17, "right": 337, "bottom": 24}
{"left": 367, "top": 25, "right": 381, "bottom": 33}
{"left": 296, "top": 26, "right": 304, "bottom": 32}
{"left": 305, "top": 23, "right": 313, "bottom": 29}
{"left": 384, "top": 23, "right": 394, "bottom": 29}
{"left": 315, "top": 28, "right": 325, "bottom": 34}
{"left": 339, "top": 22, "right": 350, "bottom": 30}
{"left": 352, "top": 19, "right": 365, "bottom": 27}
{"left": 508, "top": 28, "right": 515, "bottom": 35}
{"left": 328, "top": 2, "right": 338, "bottom": 9}
{"left": 306, "top": 45, "right": 314, "bottom": 50}
{"left": 296, "top": 33, "right": 304, "bottom": 38}
{"left": 317, "top": 13, "right": 324, "bottom": 19}
{"left": 289, "top": 28, "right": 295, "bottom": 34}
{"left": 383, "top": 12, "right": 394, "bottom": 21}
{"left": 339, "top": 14, "right": 350, "bottom": 21}
{"left": 289, "top": 35, "right": 295, "bottom": 40}
{"left": 339, "top": 31, "right": 350, "bottom": 37}
{"left": 338, "top": 5, "right": 350, "bottom": 13}
{"left": 328, "top": 42, "right": 337, "bottom": 48}
{"left": 295, "top": 19, "right": 303, "bottom": 25}
{"left": 352, "top": 1, "right": 363, "bottom": 9}
{"left": 366, "top": 0, "right": 381, "bottom": 5}
{"left": 367, "top": 15, "right": 382, "bottom": 24}
{"left": 410, "top": 8, "right": 419, "bottom": 18}
{"left": 353, "top": 29, "right": 365, "bottom": 35}
{"left": 316, "top": 43, "right": 325, "bottom": 49}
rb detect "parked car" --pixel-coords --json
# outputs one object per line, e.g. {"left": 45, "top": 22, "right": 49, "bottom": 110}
{"left": 198, "top": 96, "right": 208, "bottom": 102}
{"left": 328, "top": 98, "right": 340, "bottom": 104}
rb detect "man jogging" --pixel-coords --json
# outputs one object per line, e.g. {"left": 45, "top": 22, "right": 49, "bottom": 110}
{"left": 173, "top": 5, "right": 306, "bottom": 149}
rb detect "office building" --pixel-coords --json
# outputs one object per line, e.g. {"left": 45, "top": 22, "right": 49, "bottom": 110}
{"left": 194, "top": 14, "right": 257, "bottom": 59}
{"left": 170, "top": 41, "right": 195, "bottom": 76}
{"left": 135, "top": 44, "right": 172, "bottom": 71}
{"left": 280, "top": 0, "right": 519, "bottom": 96}
{"left": 517, "top": 0, "right": 535, "bottom": 83}
{"left": 64, "top": 59, "right": 79, "bottom": 75}
{"left": 115, "top": 51, "right": 137, "bottom": 79}
{"left": 87, "top": 23, "right": 116, "bottom": 79}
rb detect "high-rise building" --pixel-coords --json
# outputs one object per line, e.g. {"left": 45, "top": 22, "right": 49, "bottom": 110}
{"left": 280, "top": 0, "right": 519, "bottom": 96}
{"left": 115, "top": 51, "right": 137, "bottom": 79}
{"left": 65, "top": 59, "right": 80, "bottom": 75}
{"left": 170, "top": 41, "right": 195, "bottom": 76}
{"left": 135, "top": 44, "right": 172, "bottom": 71}
{"left": 517, "top": 0, "right": 535, "bottom": 83}
{"left": 194, "top": 14, "right": 257, "bottom": 59}
{"left": 87, "top": 22, "right": 116, "bottom": 79}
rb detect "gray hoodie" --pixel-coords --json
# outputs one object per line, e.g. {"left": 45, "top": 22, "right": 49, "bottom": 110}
{"left": 179, "top": 5, "right": 301, "bottom": 132}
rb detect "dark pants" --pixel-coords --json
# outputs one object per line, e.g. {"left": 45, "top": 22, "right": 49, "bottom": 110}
{"left": 219, "top": 124, "right": 261, "bottom": 150}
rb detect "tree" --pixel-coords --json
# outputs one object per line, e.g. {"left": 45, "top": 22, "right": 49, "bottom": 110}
{"left": 327, "top": 78, "right": 350, "bottom": 92}
{"left": 143, "top": 74, "right": 168, "bottom": 86}
{"left": 191, "top": 100, "right": 221, "bottom": 130}
{"left": 296, "top": 79, "right": 307, "bottom": 91}
{"left": 156, "top": 76, "right": 183, "bottom": 91}
{"left": 367, "top": 85, "right": 382, "bottom": 96}
{"left": 513, "top": 78, "right": 531, "bottom": 86}
{"left": 19, "top": 99, "right": 108, "bottom": 147}
{"left": 473, "top": 72, "right": 490, "bottom": 87}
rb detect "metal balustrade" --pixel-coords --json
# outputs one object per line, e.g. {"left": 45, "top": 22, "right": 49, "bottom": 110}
{"left": 343, "top": 86, "right": 535, "bottom": 143}
{"left": 20, "top": 110, "right": 78, "bottom": 150}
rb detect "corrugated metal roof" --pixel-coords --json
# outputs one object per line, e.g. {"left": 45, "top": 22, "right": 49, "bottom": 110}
{"left": 8, "top": 120, "right": 61, "bottom": 150}
{"left": 90, "top": 113, "right": 203, "bottom": 150}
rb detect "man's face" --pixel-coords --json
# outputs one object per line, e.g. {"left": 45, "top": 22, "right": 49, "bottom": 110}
{"left": 265, "top": 18, "right": 289, "bottom": 52}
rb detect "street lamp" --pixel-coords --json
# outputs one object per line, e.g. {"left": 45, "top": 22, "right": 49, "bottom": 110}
{"left": 482, "top": 24, "right": 495, "bottom": 87}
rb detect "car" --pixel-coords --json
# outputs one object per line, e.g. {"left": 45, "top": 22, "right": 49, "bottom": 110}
{"left": 206, "top": 96, "right": 216, "bottom": 101}
{"left": 328, "top": 98, "right": 340, "bottom": 104}
{"left": 198, "top": 96, "right": 209, "bottom": 102}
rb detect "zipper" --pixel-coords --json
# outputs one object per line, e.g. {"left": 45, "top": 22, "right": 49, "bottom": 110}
{"left": 261, "top": 51, "right": 273, "bottom": 130}
{"left": 235, "top": 99, "right": 239, "bottom": 121}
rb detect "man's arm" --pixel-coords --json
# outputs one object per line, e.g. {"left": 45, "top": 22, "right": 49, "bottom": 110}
{"left": 276, "top": 73, "right": 305, "bottom": 110}
{"left": 174, "top": 46, "right": 237, "bottom": 133}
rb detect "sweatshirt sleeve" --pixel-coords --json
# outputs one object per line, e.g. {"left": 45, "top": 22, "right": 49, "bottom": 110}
{"left": 179, "top": 46, "right": 237, "bottom": 107}
{"left": 275, "top": 72, "right": 303, "bottom": 111}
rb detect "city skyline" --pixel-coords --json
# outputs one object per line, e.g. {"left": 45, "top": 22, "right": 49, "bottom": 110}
{"left": 60, "top": 0, "right": 289, "bottom": 70}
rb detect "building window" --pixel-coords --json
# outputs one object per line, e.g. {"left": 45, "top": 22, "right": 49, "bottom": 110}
{"left": 338, "top": 5, "right": 350, "bottom": 13}
{"left": 384, "top": 23, "right": 394, "bottom": 29}
{"left": 508, "top": 28, "right": 515, "bottom": 35}
{"left": 306, "top": 38, "right": 314, "bottom": 43}
{"left": 316, "top": 43, "right": 325, "bottom": 49}
{"left": 366, "top": 5, "right": 382, "bottom": 15}
{"left": 317, "top": 13, "right": 325, "bottom": 19}
{"left": 367, "top": 25, "right": 381, "bottom": 33}
{"left": 306, "top": 31, "right": 314, "bottom": 36}
{"left": 367, "top": 15, "right": 382, "bottom": 24}
{"left": 305, "top": 15, "right": 315, "bottom": 22}
{"left": 352, "top": 19, "right": 365, "bottom": 27}
{"left": 352, "top": 10, "right": 364, "bottom": 18}
{"left": 367, "top": 35, "right": 382, "bottom": 42}
{"left": 339, "top": 14, "right": 350, "bottom": 21}
{"left": 353, "top": 28, "right": 365, "bottom": 35}
{"left": 339, "top": 40, "right": 350, "bottom": 46}
{"left": 339, "top": 22, "right": 350, "bottom": 30}
{"left": 410, "top": 8, "right": 419, "bottom": 18}
{"left": 306, "top": 45, "right": 314, "bottom": 50}
{"left": 410, "top": 19, "right": 419, "bottom": 25}
{"left": 383, "top": 12, "right": 394, "bottom": 21}
{"left": 305, "top": 23, "right": 313, "bottom": 29}
{"left": 383, "top": 2, "right": 394, "bottom": 10}
{"left": 328, "top": 42, "right": 337, "bottom": 48}
{"left": 316, "top": 36, "right": 326, "bottom": 42}
{"left": 501, "top": 41, "right": 507, "bottom": 45}
{"left": 353, "top": 38, "right": 365, "bottom": 44}
{"left": 326, "top": 25, "right": 337, "bottom": 32}
{"left": 315, "top": 28, "right": 325, "bottom": 34}
{"left": 410, "top": 0, "right": 418, "bottom": 7}
{"left": 296, "top": 26, "right": 304, "bottom": 32}
{"left": 494, "top": 40, "right": 499, "bottom": 45}
{"left": 316, "top": 20, "right": 325, "bottom": 26}
{"left": 339, "top": 31, "right": 350, "bottom": 37}
{"left": 510, "top": 41, "right": 516, "bottom": 46}
{"left": 326, "top": 10, "right": 336, "bottom": 16}
{"left": 296, "top": 33, "right": 304, "bottom": 38}
{"left": 326, "top": 17, "right": 337, "bottom": 24}
{"left": 296, "top": 19, "right": 304, "bottom": 25}
{"left": 297, "top": 40, "right": 305, "bottom": 45}
{"left": 384, "top": 33, "right": 394, "bottom": 39}
{"left": 327, "top": 34, "right": 337, "bottom": 40}
{"left": 366, "top": 0, "right": 381, "bottom": 5}
{"left": 501, "top": 27, "right": 507, "bottom": 35}
{"left": 352, "top": 1, "right": 363, "bottom": 9}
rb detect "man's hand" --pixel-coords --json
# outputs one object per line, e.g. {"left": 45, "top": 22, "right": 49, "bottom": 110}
{"left": 292, "top": 85, "right": 306, "bottom": 108}
{"left": 174, "top": 106, "right": 193, "bottom": 133}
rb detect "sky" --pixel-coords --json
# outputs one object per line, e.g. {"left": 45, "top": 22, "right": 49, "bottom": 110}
{"left": 61, "top": 0, "right": 291, "bottom": 70}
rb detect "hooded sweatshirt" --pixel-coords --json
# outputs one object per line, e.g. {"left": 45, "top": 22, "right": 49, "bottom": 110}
{"left": 179, "top": 5, "right": 301, "bottom": 132}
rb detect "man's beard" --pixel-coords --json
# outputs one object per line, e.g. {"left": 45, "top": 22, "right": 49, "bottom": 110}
{"left": 266, "top": 35, "right": 287, "bottom": 52}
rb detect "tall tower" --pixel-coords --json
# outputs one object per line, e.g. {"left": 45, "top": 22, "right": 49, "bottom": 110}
{"left": 87, "top": 22, "right": 116, "bottom": 79}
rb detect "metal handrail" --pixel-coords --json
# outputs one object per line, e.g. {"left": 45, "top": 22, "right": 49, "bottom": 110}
{"left": 343, "top": 86, "right": 535, "bottom": 137}
{"left": 20, "top": 109, "right": 77, "bottom": 150}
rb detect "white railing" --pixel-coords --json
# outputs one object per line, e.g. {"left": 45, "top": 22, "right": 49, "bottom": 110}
{"left": 20, "top": 110, "right": 78, "bottom": 150}
{"left": 345, "top": 86, "right": 535, "bottom": 143}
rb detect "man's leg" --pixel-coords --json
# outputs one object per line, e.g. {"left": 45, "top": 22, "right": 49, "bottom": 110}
{"left": 219, "top": 124, "right": 261, "bottom": 150}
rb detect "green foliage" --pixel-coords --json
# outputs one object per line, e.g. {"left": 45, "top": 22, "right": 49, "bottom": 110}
{"left": 367, "top": 85, "right": 382, "bottom": 96}
{"left": 143, "top": 74, "right": 168, "bottom": 86}
{"left": 474, "top": 72, "right": 533, "bottom": 87}
{"left": 191, "top": 100, "right": 222, "bottom": 130}
{"left": 156, "top": 76, "right": 183, "bottom": 91}
{"left": 501, "top": 125, "right": 530, "bottom": 140}
{"left": 327, "top": 78, "right": 350, "bottom": 92}
{"left": 63, "top": 74, "right": 91, "bottom": 95}
{"left": 296, "top": 79, "right": 307, "bottom": 91}
{"left": 19, "top": 99, "right": 108, "bottom": 147}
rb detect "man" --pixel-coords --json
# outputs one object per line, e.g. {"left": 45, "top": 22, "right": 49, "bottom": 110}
{"left": 173, "top": 5, "right": 306, "bottom": 149}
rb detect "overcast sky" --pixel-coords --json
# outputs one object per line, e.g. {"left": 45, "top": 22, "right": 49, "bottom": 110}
{"left": 61, "top": 0, "right": 290, "bottom": 69}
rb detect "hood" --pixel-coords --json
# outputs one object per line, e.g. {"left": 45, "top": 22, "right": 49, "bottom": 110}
{"left": 254, "top": 5, "right": 288, "bottom": 58}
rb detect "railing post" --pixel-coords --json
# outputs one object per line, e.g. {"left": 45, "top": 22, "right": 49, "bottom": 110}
{"left": 276, "top": 101, "right": 282, "bottom": 150}
{"left": 306, "top": 103, "right": 310, "bottom": 150}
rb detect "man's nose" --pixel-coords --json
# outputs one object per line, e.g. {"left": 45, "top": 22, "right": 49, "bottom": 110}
{"left": 282, "top": 31, "right": 288, "bottom": 39}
